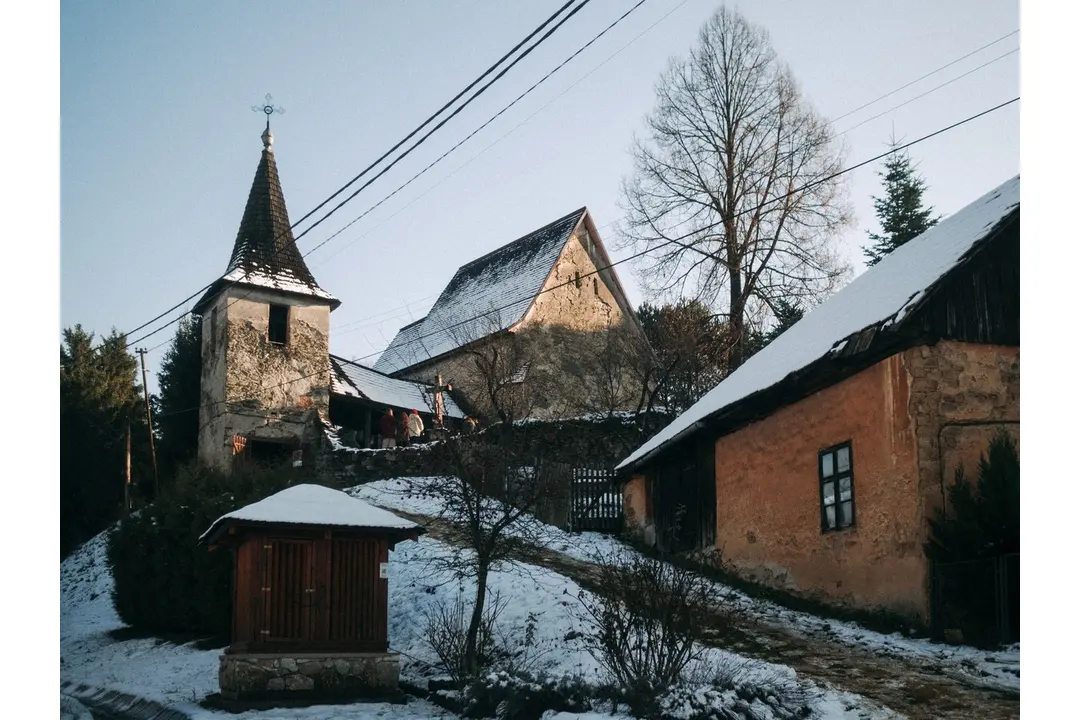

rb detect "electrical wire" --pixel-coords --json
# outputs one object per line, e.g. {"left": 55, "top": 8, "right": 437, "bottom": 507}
{"left": 151, "top": 97, "right": 1018, "bottom": 421}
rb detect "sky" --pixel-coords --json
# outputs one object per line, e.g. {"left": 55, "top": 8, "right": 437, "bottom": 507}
{"left": 60, "top": 0, "right": 1020, "bottom": 394}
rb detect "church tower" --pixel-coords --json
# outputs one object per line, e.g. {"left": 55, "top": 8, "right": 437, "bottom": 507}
{"left": 192, "top": 125, "right": 340, "bottom": 471}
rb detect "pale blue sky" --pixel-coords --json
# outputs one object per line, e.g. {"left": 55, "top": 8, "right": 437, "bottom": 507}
{"left": 60, "top": 0, "right": 1019, "bottom": 392}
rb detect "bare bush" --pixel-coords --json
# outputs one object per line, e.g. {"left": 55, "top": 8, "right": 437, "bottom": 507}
{"left": 421, "top": 590, "right": 508, "bottom": 687}
{"left": 576, "top": 547, "right": 720, "bottom": 712}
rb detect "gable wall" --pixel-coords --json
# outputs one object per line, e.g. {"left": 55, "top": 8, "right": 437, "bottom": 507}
{"left": 521, "top": 227, "right": 628, "bottom": 332}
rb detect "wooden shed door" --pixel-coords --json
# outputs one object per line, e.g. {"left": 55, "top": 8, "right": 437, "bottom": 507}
{"left": 258, "top": 538, "right": 316, "bottom": 643}
{"left": 329, "top": 538, "right": 387, "bottom": 648}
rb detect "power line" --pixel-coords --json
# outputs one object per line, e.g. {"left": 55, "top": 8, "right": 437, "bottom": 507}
{"left": 300, "top": 0, "right": 656, "bottom": 263}
{"left": 126, "top": 0, "right": 648, "bottom": 350}
{"left": 154, "top": 97, "right": 1018, "bottom": 421}
{"left": 313, "top": 0, "right": 690, "bottom": 269}
{"left": 109, "top": 0, "right": 592, "bottom": 349}
{"left": 828, "top": 29, "right": 1018, "bottom": 127}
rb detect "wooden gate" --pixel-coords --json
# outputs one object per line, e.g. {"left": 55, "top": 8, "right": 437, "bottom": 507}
{"left": 569, "top": 466, "right": 623, "bottom": 533}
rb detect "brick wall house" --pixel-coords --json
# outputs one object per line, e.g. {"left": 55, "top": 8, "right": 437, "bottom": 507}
{"left": 618, "top": 176, "right": 1020, "bottom": 623}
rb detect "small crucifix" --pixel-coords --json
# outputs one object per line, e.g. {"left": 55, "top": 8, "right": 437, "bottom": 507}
{"left": 425, "top": 373, "right": 453, "bottom": 426}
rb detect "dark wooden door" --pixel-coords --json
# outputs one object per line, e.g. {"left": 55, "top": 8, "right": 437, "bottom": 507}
{"left": 328, "top": 538, "right": 387, "bottom": 650}
{"left": 258, "top": 538, "right": 316, "bottom": 643}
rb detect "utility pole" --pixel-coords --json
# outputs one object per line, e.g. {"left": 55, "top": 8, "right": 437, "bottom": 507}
{"left": 125, "top": 421, "right": 132, "bottom": 513}
{"left": 136, "top": 348, "right": 159, "bottom": 496}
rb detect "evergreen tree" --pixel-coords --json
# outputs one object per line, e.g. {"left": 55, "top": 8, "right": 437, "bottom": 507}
{"left": 745, "top": 299, "right": 805, "bottom": 359}
{"left": 154, "top": 315, "right": 202, "bottom": 475}
{"left": 60, "top": 326, "right": 146, "bottom": 557}
{"left": 863, "top": 148, "right": 941, "bottom": 267}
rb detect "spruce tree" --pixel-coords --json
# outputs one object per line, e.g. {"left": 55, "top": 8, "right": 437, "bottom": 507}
{"left": 154, "top": 315, "right": 202, "bottom": 474}
{"left": 60, "top": 326, "right": 145, "bottom": 556}
{"left": 863, "top": 148, "right": 941, "bottom": 267}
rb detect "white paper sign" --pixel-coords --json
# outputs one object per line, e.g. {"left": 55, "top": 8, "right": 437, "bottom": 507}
{"left": 379, "top": 562, "right": 389, "bottom": 579}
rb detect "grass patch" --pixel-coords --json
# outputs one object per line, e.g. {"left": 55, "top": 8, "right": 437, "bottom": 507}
{"left": 106, "top": 625, "right": 228, "bottom": 649}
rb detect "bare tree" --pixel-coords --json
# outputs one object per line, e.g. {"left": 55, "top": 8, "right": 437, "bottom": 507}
{"left": 620, "top": 6, "right": 851, "bottom": 369}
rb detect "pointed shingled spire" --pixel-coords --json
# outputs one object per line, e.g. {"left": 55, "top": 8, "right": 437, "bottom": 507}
{"left": 194, "top": 130, "right": 338, "bottom": 314}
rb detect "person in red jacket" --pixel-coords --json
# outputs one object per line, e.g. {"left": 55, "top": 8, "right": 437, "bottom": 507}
{"left": 378, "top": 408, "right": 397, "bottom": 449}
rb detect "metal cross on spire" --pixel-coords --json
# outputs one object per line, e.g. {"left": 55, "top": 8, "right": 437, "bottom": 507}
{"left": 251, "top": 94, "right": 285, "bottom": 150}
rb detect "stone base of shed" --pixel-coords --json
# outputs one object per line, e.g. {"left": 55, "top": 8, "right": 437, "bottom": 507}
{"left": 219, "top": 652, "right": 401, "bottom": 705}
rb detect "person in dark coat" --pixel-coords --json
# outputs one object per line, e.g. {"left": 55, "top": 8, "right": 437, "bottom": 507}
{"left": 397, "top": 410, "right": 410, "bottom": 446}
{"left": 378, "top": 408, "right": 397, "bottom": 449}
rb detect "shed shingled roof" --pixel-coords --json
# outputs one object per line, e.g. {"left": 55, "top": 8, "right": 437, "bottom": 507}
{"left": 617, "top": 175, "right": 1021, "bottom": 473}
{"left": 373, "top": 208, "right": 586, "bottom": 374}
{"left": 194, "top": 140, "right": 337, "bottom": 313}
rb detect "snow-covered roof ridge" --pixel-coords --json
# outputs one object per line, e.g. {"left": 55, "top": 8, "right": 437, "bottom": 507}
{"left": 193, "top": 137, "right": 338, "bottom": 313}
{"left": 199, "top": 484, "right": 421, "bottom": 543}
{"left": 373, "top": 207, "right": 588, "bottom": 374}
{"left": 330, "top": 354, "right": 466, "bottom": 418}
{"left": 618, "top": 174, "right": 1020, "bottom": 472}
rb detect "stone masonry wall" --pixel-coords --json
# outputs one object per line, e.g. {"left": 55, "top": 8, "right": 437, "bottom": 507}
{"left": 219, "top": 653, "right": 399, "bottom": 701}
{"left": 903, "top": 341, "right": 1020, "bottom": 527}
{"left": 199, "top": 286, "right": 333, "bottom": 471}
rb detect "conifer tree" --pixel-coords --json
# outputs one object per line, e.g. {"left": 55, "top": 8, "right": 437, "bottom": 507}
{"left": 863, "top": 148, "right": 941, "bottom": 267}
{"left": 154, "top": 315, "right": 202, "bottom": 474}
{"left": 60, "top": 326, "right": 145, "bottom": 556}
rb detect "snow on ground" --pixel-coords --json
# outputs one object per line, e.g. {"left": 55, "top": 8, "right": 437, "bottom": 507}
{"left": 353, "top": 476, "right": 1019, "bottom": 695}
{"left": 62, "top": 518, "right": 894, "bottom": 719}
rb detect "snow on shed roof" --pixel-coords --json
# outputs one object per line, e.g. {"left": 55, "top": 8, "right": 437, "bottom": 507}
{"left": 373, "top": 208, "right": 586, "bottom": 374}
{"left": 330, "top": 354, "right": 466, "bottom": 418}
{"left": 618, "top": 174, "right": 1020, "bottom": 473}
{"left": 199, "top": 484, "right": 421, "bottom": 543}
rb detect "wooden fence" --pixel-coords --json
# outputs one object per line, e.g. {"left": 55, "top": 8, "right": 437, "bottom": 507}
{"left": 569, "top": 466, "right": 622, "bottom": 533}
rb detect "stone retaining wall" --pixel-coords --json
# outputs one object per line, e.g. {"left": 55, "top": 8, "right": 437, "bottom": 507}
{"left": 219, "top": 652, "right": 400, "bottom": 701}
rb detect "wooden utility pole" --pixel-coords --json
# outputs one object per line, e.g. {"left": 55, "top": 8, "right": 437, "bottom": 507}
{"left": 136, "top": 348, "right": 159, "bottom": 496}
{"left": 125, "top": 421, "right": 132, "bottom": 513}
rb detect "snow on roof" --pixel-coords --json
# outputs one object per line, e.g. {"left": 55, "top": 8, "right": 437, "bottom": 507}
{"left": 618, "top": 175, "right": 1020, "bottom": 472}
{"left": 200, "top": 484, "right": 421, "bottom": 542}
{"left": 373, "top": 208, "right": 586, "bottom": 374}
{"left": 222, "top": 265, "right": 338, "bottom": 304}
{"left": 330, "top": 355, "right": 466, "bottom": 418}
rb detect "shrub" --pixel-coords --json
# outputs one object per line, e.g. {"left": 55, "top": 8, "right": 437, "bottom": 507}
{"left": 925, "top": 429, "right": 1020, "bottom": 646}
{"left": 106, "top": 462, "right": 312, "bottom": 639}
{"left": 462, "top": 670, "right": 594, "bottom": 720}
{"left": 421, "top": 590, "right": 507, "bottom": 687}
{"left": 576, "top": 547, "right": 723, "bottom": 716}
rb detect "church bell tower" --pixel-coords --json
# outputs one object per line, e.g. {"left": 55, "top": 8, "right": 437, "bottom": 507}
{"left": 192, "top": 119, "right": 340, "bottom": 471}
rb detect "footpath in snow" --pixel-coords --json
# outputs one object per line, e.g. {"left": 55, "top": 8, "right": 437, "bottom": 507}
{"left": 350, "top": 477, "right": 1020, "bottom": 696}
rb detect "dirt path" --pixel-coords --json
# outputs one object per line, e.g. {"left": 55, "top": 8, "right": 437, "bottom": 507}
{"left": 396, "top": 510, "right": 1019, "bottom": 720}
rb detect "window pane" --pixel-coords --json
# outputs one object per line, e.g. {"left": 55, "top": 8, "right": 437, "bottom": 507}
{"left": 821, "top": 453, "right": 834, "bottom": 477}
{"left": 837, "top": 446, "right": 850, "bottom": 472}
{"left": 839, "top": 500, "right": 853, "bottom": 527}
{"left": 839, "top": 476, "right": 852, "bottom": 501}
{"left": 822, "top": 480, "right": 835, "bottom": 505}
{"left": 824, "top": 505, "right": 836, "bottom": 529}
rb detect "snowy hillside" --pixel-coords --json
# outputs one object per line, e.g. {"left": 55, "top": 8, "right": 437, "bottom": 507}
{"left": 61, "top": 518, "right": 896, "bottom": 719}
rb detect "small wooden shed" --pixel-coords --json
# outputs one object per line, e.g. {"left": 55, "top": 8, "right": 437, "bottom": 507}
{"left": 200, "top": 484, "right": 423, "bottom": 703}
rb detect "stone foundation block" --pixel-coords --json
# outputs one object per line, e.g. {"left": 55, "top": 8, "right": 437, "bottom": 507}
{"left": 219, "top": 652, "right": 400, "bottom": 703}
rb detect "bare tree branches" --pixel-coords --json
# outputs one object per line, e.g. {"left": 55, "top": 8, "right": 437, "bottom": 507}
{"left": 620, "top": 6, "right": 851, "bottom": 369}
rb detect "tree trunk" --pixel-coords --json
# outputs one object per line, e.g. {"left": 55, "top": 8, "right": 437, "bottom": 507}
{"left": 464, "top": 560, "right": 490, "bottom": 675}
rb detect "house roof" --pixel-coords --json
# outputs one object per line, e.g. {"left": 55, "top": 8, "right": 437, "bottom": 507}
{"left": 617, "top": 174, "right": 1021, "bottom": 473}
{"left": 194, "top": 133, "right": 338, "bottom": 314}
{"left": 373, "top": 207, "right": 587, "bottom": 374}
{"left": 199, "top": 484, "right": 422, "bottom": 545}
{"left": 330, "top": 354, "right": 466, "bottom": 418}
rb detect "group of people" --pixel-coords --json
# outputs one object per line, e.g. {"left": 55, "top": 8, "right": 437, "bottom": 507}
{"left": 378, "top": 407, "right": 425, "bottom": 448}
